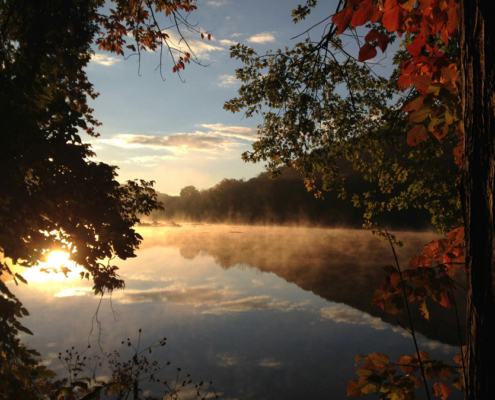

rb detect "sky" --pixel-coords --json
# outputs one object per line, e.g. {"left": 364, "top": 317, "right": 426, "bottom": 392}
{"left": 85, "top": 0, "right": 341, "bottom": 195}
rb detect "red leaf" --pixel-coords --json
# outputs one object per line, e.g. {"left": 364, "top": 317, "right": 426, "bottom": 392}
{"left": 377, "top": 34, "right": 390, "bottom": 52}
{"left": 382, "top": 0, "right": 402, "bottom": 32}
{"left": 365, "top": 29, "right": 380, "bottom": 42}
{"left": 201, "top": 32, "right": 204, "bottom": 39}
{"left": 433, "top": 382, "right": 453, "bottom": 400}
{"left": 412, "top": 74, "right": 433, "bottom": 94}
{"left": 407, "top": 125, "right": 428, "bottom": 146}
{"left": 208, "top": 33, "right": 211, "bottom": 40}
{"left": 358, "top": 43, "right": 377, "bottom": 62}
{"left": 351, "top": 0, "right": 376, "bottom": 27}
{"left": 332, "top": 6, "right": 353, "bottom": 35}
{"left": 407, "top": 33, "right": 427, "bottom": 56}
{"left": 347, "top": 380, "right": 364, "bottom": 397}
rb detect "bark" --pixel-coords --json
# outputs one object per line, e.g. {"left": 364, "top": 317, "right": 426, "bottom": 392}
{"left": 460, "top": 0, "right": 495, "bottom": 398}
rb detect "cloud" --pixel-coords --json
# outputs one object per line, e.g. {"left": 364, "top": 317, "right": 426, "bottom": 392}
{"left": 218, "top": 39, "right": 237, "bottom": 46}
{"left": 91, "top": 54, "right": 121, "bottom": 66}
{"left": 114, "top": 282, "right": 301, "bottom": 315}
{"left": 231, "top": 33, "right": 243, "bottom": 38}
{"left": 206, "top": 0, "right": 227, "bottom": 5}
{"left": 202, "top": 295, "right": 291, "bottom": 314}
{"left": 217, "top": 353, "right": 238, "bottom": 367}
{"left": 247, "top": 32, "right": 276, "bottom": 44}
{"left": 217, "top": 74, "right": 238, "bottom": 88}
{"left": 99, "top": 124, "right": 257, "bottom": 157}
{"left": 116, "top": 284, "right": 234, "bottom": 305}
{"left": 165, "top": 32, "right": 224, "bottom": 60}
{"left": 122, "top": 155, "right": 177, "bottom": 167}
{"left": 199, "top": 123, "right": 257, "bottom": 141}
{"left": 320, "top": 304, "right": 388, "bottom": 331}
{"left": 259, "top": 359, "right": 283, "bottom": 368}
{"left": 100, "top": 132, "right": 242, "bottom": 154}
{"left": 54, "top": 287, "right": 92, "bottom": 297}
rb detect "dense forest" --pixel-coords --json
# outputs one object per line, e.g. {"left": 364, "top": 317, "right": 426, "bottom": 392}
{"left": 147, "top": 167, "right": 434, "bottom": 230}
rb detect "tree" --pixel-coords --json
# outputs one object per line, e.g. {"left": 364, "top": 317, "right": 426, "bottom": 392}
{"left": 0, "top": 0, "right": 207, "bottom": 395}
{"left": 225, "top": 0, "right": 494, "bottom": 398}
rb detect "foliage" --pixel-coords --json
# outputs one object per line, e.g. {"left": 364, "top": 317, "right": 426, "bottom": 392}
{"left": 224, "top": 0, "right": 462, "bottom": 233}
{"left": 226, "top": 0, "right": 468, "bottom": 398}
{"left": 0, "top": 0, "right": 207, "bottom": 397}
{"left": 149, "top": 168, "right": 433, "bottom": 229}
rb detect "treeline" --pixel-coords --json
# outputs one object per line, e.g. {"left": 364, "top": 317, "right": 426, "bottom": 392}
{"left": 148, "top": 168, "right": 433, "bottom": 230}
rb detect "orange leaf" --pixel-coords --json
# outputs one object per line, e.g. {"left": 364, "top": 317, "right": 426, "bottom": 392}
{"left": 441, "top": 67, "right": 458, "bottom": 82}
{"left": 407, "top": 125, "right": 428, "bottom": 146}
{"left": 352, "top": 0, "right": 376, "bottom": 27}
{"left": 347, "top": 379, "right": 364, "bottom": 397}
{"left": 332, "top": 7, "right": 353, "bottom": 35}
{"left": 403, "top": 95, "right": 425, "bottom": 112}
{"left": 433, "top": 382, "right": 453, "bottom": 400}
{"left": 382, "top": 0, "right": 402, "bottom": 32}
{"left": 358, "top": 43, "right": 377, "bottom": 62}
{"left": 409, "top": 107, "right": 430, "bottom": 123}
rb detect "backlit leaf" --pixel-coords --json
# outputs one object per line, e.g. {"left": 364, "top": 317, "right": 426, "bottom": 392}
{"left": 433, "top": 382, "right": 452, "bottom": 400}
{"left": 407, "top": 125, "right": 427, "bottom": 146}
{"left": 358, "top": 43, "right": 377, "bottom": 62}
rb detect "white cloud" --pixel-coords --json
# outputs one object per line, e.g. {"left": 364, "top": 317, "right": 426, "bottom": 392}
{"left": 55, "top": 287, "right": 92, "bottom": 297}
{"left": 247, "top": 32, "right": 276, "bottom": 44}
{"left": 122, "top": 155, "right": 177, "bottom": 167}
{"left": 206, "top": 0, "right": 227, "bottom": 5}
{"left": 100, "top": 132, "right": 242, "bottom": 155}
{"left": 218, "top": 39, "right": 237, "bottom": 46}
{"left": 231, "top": 33, "right": 243, "bottom": 38}
{"left": 91, "top": 53, "right": 121, "bottom": 66}
{"left": 217, "top": 74, "right": 238, "bottom": 88}
{"left": 200, "top": 123, "right": 257, "bottom": 141}
{"left": 164, "top": 32, "right": 224, "bottom": 60}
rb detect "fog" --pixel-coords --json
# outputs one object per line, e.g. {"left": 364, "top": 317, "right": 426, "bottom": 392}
{"left": 137, "top": 224, "right": 466, "bottom": 345}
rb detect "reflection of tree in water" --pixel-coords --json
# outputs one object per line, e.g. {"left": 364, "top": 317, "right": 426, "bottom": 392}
{"left": 139, "top": 226, "right": 466, "bottom": 346}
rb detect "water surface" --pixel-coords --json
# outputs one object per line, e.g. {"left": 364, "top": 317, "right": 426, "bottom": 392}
{"left": 12, "top": 225, "right": 465, "bottom": 399}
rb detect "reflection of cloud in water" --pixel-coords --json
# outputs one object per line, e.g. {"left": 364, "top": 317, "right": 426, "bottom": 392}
{"left": 115, "top": 284, "right": 234, "bottom": 305}
{"left": 320, "top": 304, "right": 388, "bottom": 330}
{"left": 114, "top": 282, "right": 309, "bottom": 315}
{"left": 321, "top": 303, "right": 458, "bottom": 355}
{"left": 217, "top": 353, "right": 238, "bottom": 367}
{"left": 259, "top": 359, "right": 283, "bottom": 368}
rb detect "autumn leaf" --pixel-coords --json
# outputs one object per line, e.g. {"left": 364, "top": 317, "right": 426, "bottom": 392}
{"left": 368, "top": 352, "right": 389, "bottom": 368}
{"left": 377, "top": 34, "right": 390, "bottom": 52}
{"left": 358, "top": 43, "right": 377, "bottom": 62}
{"left": 351, "top": 0, "right": 376, "bottom": 27}
{"left": 412, "top": 74, "right": 433, "bottom": 94}
{"left": 382, "top": 0, "right": 402, "bottom": 32}
{"left": 347, "top": 379, "right": 364, "bottom": 397}
{"left": 332, "top": 6, "right": 353, "bottom": 35}
{"left": 433, "top": 382, "right": 453, "bottom": 400}
{"left": 409, "top": 107, "right": 430, "bottom": 123}
{"left": 407, "top": 125, "right": 428, "bottom": 146}
{"left": 365, "top": 29, "right": 380, "bottom": 42}
{"left": 420, "top": 300, "right": 430, "bottom": 320}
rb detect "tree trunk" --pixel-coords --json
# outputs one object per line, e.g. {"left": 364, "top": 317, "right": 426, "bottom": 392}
{"left": 460, "top": 1, "right": 495, "bottom": 398}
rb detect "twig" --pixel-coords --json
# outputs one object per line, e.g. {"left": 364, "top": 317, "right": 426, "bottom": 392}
{"left": 385, "top": 230, "right": 431, "bottom": 400}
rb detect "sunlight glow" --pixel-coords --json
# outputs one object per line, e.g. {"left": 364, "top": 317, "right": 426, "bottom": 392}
{"left": 47, "top": 251, "right": 69, "bottom": 267}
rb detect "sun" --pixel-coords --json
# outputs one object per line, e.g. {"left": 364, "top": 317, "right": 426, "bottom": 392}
{"left": 47, "top": 251, "right": 70, "bottom": 267}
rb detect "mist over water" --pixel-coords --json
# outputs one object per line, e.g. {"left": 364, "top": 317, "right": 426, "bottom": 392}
{"left": 11, "top": 225, "right": 465, "bottom": 400}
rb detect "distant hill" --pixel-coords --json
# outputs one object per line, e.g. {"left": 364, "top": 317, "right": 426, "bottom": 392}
{"left": 147, "top": 167, "right": 434, "bottom": 230}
